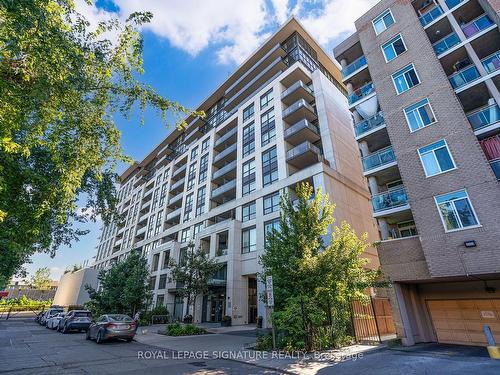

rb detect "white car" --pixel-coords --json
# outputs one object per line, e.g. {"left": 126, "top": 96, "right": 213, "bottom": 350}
{"left": 41, "top": 308, "right": 64, "bottom": 326}
{"left": 46, "top": 312, "right": 66, "bottom": 329}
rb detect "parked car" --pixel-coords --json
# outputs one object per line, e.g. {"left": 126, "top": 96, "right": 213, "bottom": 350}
{"left": 40, "top": 307, "right": 64, "bottom": 326}
{"left": 46, "top": 312, "right": 66, "bottom": 329}
{"left": 86, "top": 314, "right": 136, "bottom": 344}
{"left": 58, "top": 310, "right": 92, "bottom": 333}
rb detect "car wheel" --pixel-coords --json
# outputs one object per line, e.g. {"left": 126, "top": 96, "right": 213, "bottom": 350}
{"left": 126, "top": 338, "right": 133, "bottom": 342}
{"left": 85, "top": 330, "right": 91, "bottom": 340}
{"left": 96, "top": 331, "right": 103, "bottom": 344}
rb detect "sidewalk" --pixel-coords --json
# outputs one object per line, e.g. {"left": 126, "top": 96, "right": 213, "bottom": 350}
{"left": 134, "top": 324, "right": 385, "bottom": 374}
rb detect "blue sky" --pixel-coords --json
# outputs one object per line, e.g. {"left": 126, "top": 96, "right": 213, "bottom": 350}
{"left": 24, "top": 0, "right": 379, "bottom": 280}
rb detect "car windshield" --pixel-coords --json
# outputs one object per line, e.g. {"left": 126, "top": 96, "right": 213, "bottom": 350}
{"left": 107, "top": 314, "right": 133, "bottom": 322}
{"left": 74, "top": 312, "right": 91, "bottom": 317}
{"left": 49, "top": 309, "right": 63, "bottom": 315}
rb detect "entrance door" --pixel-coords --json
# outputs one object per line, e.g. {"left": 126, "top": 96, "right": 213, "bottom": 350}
{"left": 248, "top": 277, "right": 258, "bottom": 324}
{"left": 427, "top": 299, "right": 500, "bottom": 346}
{"left": 210, "top": 297, "right": 224, "bottom": 322}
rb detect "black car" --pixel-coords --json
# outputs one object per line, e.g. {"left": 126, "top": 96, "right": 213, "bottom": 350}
{"left": 58, "top": 310, "right": 92, "bottom": 333}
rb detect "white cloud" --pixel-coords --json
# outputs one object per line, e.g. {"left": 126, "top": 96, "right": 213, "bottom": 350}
{"left": 49, "top": 267, "right": 65, "bottom": 281}
{"left": 270, "top": 0, "right": 290, "bottom": 24}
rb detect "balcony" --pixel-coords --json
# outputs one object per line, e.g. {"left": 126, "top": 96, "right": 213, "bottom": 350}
{"left": 211, "top": 179, "right": 236, "bottom": 203}
{"left": 168, "top": 191, "right": 183, "bottom": 207}
{"left": 491, "top": 159, "right": 500, "bottom": 180}
{"left": 136, "top": 226, "right": 147, "bottom": 237}
{"left": 433, "top": 33, "right": 460, "bottom": 56}
{"left": 419, "top": 6, "right": 443, "bottom": 27}
{"left": 214, "top": 126, "right": 237, "bottom": 150}
{"left": 281, "top": 80, "right": 314, "bottom": 106}
{"left": 481, "top": 51, "right": 500, "bottom": 74}
{"left": 461, "top": 14, "right": 494, "bottom": 39}
{"left": 449, "top": 65, "right": 480, "bottom": 90}
{"left": 354, "top": 112, "right": 385, "bottom": 139}
{"left": 212, "top": 159, "right": 237, "bottom": 183}
{"left": 467, "top": 104, "right": 500, "bottom": 132}
{"left": 371, "top": 187, "right": 410, "bottom": 216}
{"left": 445, "top": 0, "right": 464, "bottom": 9}
{"left": 165, "top": 207, "right": 181, "bottom": 223}
{"left": 169, "top": 178, "right": 184, "bottom": 193}
{"left": 213, "top": 143, "right": 237, "bottom": 167}
{"left": 172, "top": 163, "right": 187, "bottom": 179}
{"left": 342, "top": 55, "right": 367, "bottom": 80}
{"left": 348, "top": 82, "right": 375, "bottom": 106}
{"left": 282, "top": 99, "right": 317, "bottom": 124}
{"left": 362, "top": 146, "right": 396, "bottom": 174}
{"left": 138, "top": 212, "right": 149, "bottom": 224}
{"left": 284, "top": 119, "right": 321, "bottom": 146}
{"left": 286, "top": 141, "right": 322, "bottom": 169}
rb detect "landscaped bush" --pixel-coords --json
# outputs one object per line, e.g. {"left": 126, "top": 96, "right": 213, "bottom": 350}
{"left": 165, "top": 322, "right": 206, "bottom": 336}
{"left": 140, "top": 305, "right": 170, "bottom": 325}
{"left": 0, "top": 296, "right": 52, "bottom": 311}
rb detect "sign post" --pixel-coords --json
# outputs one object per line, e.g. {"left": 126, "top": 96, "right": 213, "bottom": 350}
{"left": 266, "top": 276, "right": 276, "bottom": 350}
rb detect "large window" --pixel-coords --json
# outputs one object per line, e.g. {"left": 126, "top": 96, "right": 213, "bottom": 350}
{"left": 158, "top": 275, "right": 167, "bottom": 289}
{"left": 241, "top": 227, "right": 257, "bottom": 253}
{"left": 373, "top": 9, "right": 395, "bottom": 35}
{"left": 392, "top": 64, "right": 420, "bottom": 94}
{"left": 146, "top": 214, "right": 155, "bottom": 238}
{"left": 260, "top": 89, "right": 273, "bottom": 109}
{"left": 186, "top": 162, "right": 196, "bottom": 191}
{"left": 435, "top": 190, "right": 479, "bottom": 231}
{"left": 190, "top": 146, "right": 198, "bottom": 160}
{"left": 262, "top": 146, "right": 278, "bottom": 187}
{"left": 193, "top": 222, "right": 204, "bottom": 237}
{"left": 216, "top": 231, "right": 228, "bottom": 256}
{"left": 263, "top": 191, "right": 280, "bottom": 215}
{"left": 242, "top": 159, "right": 256, "bottom": 196}
{"left": 159, "top": 183, "right": 168, "bottom": 206}
{"left": 180, "top": 228, "right": 190, "bottom": 243}
{"left": 152, "top": 254, "right": 160, "bottom": 271}
{"left": 201, "top": 138, "right": 210, "bottom": 152}
{"left": 242, "top": 122, "right": 255, "bottom": 157}
{"left": 418, "top": 140, "right": 456, "bottom": 177}
{"left": 162, "top": 250, "right": 170, "bottom": 269}
{"left": 382, "top": 34, "right": 406, "bottom": 62}
{"left": 264, "top": 218, "right": 280, "bottom": 245}
{"left": 154, "top": 212, "right": 163, "bottom": 235}
{"left": 195, "top": 186, "right": 206, "bottom": 216}
{"left": 184, "top": 193, "right": 193, "bottom": 221}
{"left": 151, "top": 188, "right": 159, "bottom": 210}
{"left": 404, "top": 98, "right": 436, "bottom": 132}
{"left": 243, "top": 103, "right": 254, "bottom": 122}
{"left": 242, "top": 201, "right": 256, "bottom": 222}
{"left": 198, "top": 153, "right": 209, "bottom": 183}
{"left": 261, "top": 108, "right": 276, "bottom": 146}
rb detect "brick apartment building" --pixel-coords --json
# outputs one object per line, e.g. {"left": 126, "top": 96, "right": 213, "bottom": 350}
{"left": 334, "top": 0, "right": 500, "bottom": 346}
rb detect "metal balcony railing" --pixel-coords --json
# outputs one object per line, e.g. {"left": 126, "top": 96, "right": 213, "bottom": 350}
{"left": 432, "top": 33, "right": 460, "bottom": 55}
{"left": 348, "top": 82, "right": 375, "bottom": 105}
{"left": 467, "top": 104, "right": 500, "bottom": 131}
{"left": 282, "top": 99, "right": 316, "bottom": 119}
{"left": 461, "top": 14, "right": 494, "bottom": 38}
{"left": 211, "top": 179, "right": 236, "bottom": 198}
{"left": 362, "top": 146, "right": 396, "bottom": 172}
{"left": 354, "top": 112, "right": 385, "bottom": 137}
{"left": 214, "top": 126, "right": 238, "bottom": 148}
{"left": 449, "top": 65, "right": 480, "bottom": 89}
{"left": 284, "top": 119, "right": 319, "bottom": 139}
{"left": 212, "top": 160, "right": 237, "bottom": 180}
{"left": 481, "top": 51, "right": 500, "bottom": 74}
{"left": 371, "top": 187, "right": 409, "bottom": 213}
{"left": 213, "top": 143, "right": 237, "bottom": 164}
{"left": 342, "top": 55, "right": 367, "bottom": 78}
{"left": 286, "top": 141, "right": 321, "bottom": 160}
{"left": 281, "top": 80, "right": 313, "bottom": 99}
{"left": 419, "top": 6, "right": 443, "bottom": 27}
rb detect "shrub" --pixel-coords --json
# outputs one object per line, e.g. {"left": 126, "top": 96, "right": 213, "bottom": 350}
{"left": 141, "top": 305, "right": 170, "bottom": 325}
{"left": 165, "top": 322, "right": 206, "bottom": 336}
{"left": 183, "top": 314, "right": 193, "bottom": 324}
{"left": 255, "top": 333, "right": 273, "bottom": 351}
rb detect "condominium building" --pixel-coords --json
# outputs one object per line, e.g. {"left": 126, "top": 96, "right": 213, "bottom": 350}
{"left": 333, "top": 0, "right": 500, "bottom": 346}
{"left": 93, "top": 18, "right": 380, "bottom": 326}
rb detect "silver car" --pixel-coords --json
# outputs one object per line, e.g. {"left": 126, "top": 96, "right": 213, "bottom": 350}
{"left": 86, "top": 314, "right": 136, "bottom": 344}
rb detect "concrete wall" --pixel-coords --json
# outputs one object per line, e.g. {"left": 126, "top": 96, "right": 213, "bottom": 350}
{"left": 53, "top": 268, "right": 99, "bottom": 306}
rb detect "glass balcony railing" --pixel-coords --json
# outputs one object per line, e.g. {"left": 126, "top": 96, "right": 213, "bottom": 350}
{"left": 211, "top": 179, "right": 236, "bottom": 198}
{"left": 445, "top": 0, "right": 464, "bottom": 9}
{"left": 433, "top": 33, "right": 460, "bottom": 55}
{"left": 371, "top": 187, "right": 409, "bottom": 213}
{"left": 354, "top": 112, "right": 385, "bottom": 137}
{"left": 482, "top": 52, "right": 500, "bottom": 74}
{"left": 491, "top": 159, "right": 500, "bottom": 180}
{"left": 461, "top": 14, "right": 494, "bottom": 38}
{"left": 362, "top": 146, "right": 396, "bottom": 172}
{"left": 449, "top": 65, "right": 480, "bottom": 89}
{"left": 213, "top": 143, "right": 237, "bottom": 164}
{"left": 286, "top": 141, "right": 321, "bottom": 160}
{"left": 212, "top": 160, "right": 237, "bottom": 180}
{"left": 348, "top": 82, "right": 375, "bottom": 105}
{"left": 342, "top": 55, "right": 367, "bottom": 78}
{"left": 419, "top": 6, "right": 443, "bottom": 27}
{"left": 467, "top": 104, "right": 500, "bottom": 131}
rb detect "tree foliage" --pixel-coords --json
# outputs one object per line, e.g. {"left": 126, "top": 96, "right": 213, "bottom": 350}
{"left": 0, "top": 0, "right": 202, "bottom": 287}
{"left": 30, "top": 267, "right": 52, "bottom": 290}
{"left": 85, "top": 251, "right": 151, "bottom": 318}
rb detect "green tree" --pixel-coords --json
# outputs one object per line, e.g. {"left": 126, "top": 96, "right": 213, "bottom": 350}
{"left": 168, "top": 242, "right": 222, "bottom": 321}
{"left": 30, "top": 267, "right": 52, "bottom": 290}
{"left": 85, "top": 251, "right": 151, "bottom": 317}
{"left": 0, "top": 0, "right": 202, "bottom": 288}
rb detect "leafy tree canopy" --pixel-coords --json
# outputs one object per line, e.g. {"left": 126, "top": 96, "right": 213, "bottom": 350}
{"left": 0, "top": 0, "right": 202, "bottom": 288}
{"left": 30, "top": 267, "right": 52, "bottom": 290}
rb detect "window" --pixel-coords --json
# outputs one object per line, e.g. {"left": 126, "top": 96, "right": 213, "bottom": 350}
{"left": 216, "top": 231, "right": 228, "bottom": 256}
{"left": 199, "top": 153, "right": 209, "bottom": 183}
{"left": 155, "top": 173, "right": 163, "bottom": 186}
{"left": 262, "top": 146, "right": 278, "bottom": 187}
{"left": 184, "top": 193, "right": 193, "bottom": 221}
{"left": 418, "top": 140, "right": 456, "bottom": 177}
{"left": 154, "top": 212, "right": 163, "bottom": 235}
{"left": 242, "top": 159, "right": 256, "bottom": 196}
{"left": 193, "top": 222, "right": 204, "bottom": 237}
{"left": 261, "top": 108, "right": 275, "bottom": 146}
{"left": 392, "top": 64, "right": 420, "bottom": 94}
{"left": 404, "top": 98, "right": 436, "bottom": 132}
{"left": 242, "top": 122, "right": 255, "bottom": 157}
{"left": 163, "top": 169, "right": 170, "bottom": 181}
{"left": 242, "top": 227, "right": 257, "bottom": 253}
{"left": 158, "top": 275, "right": 167, "bottom": 289}
{"left": 162, "top": 250, "right": 170, "bottom": 269}
{"left": 264, "top": 218, "right": 280, "bottom": 245}
{"left": 159, "top": 183, "right": 168, "bottom": 206}
{"left": 382, "top": 34, "right": 406, "bottom": 62}
{"left": 186, "top": 163, "right": 196, "bottom": 191}
{"left": 180, "top": 228, "right": 190, "bottom": 243}
{"left": 242, "top": 201, "right": 256, "bottom": 222}
{"left": 397, "top": 221, "right": 418, "bottom": 238}
{"left": 179, "top": 247, "right": 188, "bottom": 265}
{"left": 152, "top": 253, "right": 160, "bottom": 271}
{"left": 146, "top": 214, "right": 155, "bottom": 238}
{"left": 263, "top": 192, "right": 278, "bottom": 216}
{"left": 201, "top": 138, "right": 210, "bottom": 152}
{"left": 190, "top": 146, "right": 198, "bottom": 160}
{"left": 435, "top": 190, "right": 479, "bottom": 231}
{"left": 373, "top": 9, "right": 394, "bottom": 35}
{"left": 151, "top": 188, "right": 159, "bottom": 210}
{"left": 260, "top": 89, "right": 273, "bottom": 109}
{"left": 196, "top": 186, "right": 206, "bottom": 216}
{"left": 243, "top": 103, "right": 254, "bottom": 122}
{"left": 149, "top": 276, "right": 156, "bottom": 290}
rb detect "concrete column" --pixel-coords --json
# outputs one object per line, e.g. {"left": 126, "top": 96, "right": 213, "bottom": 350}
{"left": 393, "top": 283, "right": 416, "bottom": 346}
{"left": 359, "top": 141, "right": 370, "bottom": 157}
{"left": 378, "top": 219, "right": 390, "bottom": 240}
{"left": 340, "top": 58, "right": 347, "bottom": 69}
{"left": 346, "top": 82, "right": 353, "bottom": 95}
{"left": 352, "top": 109, "right": 363, "bottom": 123}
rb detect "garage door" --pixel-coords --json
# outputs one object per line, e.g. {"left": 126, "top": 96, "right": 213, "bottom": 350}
{"left": 427, "top": 299, "right": 500, "bottom": 346}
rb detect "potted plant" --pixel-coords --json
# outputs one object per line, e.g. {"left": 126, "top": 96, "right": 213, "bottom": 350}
{"left": 221, "top": 315, "right": 232, "bottom": 327}
{"left": 256, "top": 315, "right": 263, "bottom": 328}
{"left": 183, "top": 314, "right": 193, "bottom": 324}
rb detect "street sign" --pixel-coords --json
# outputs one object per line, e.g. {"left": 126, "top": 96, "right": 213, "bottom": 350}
{"left": 266, "top": 276, "right": 274, "bottom": 307}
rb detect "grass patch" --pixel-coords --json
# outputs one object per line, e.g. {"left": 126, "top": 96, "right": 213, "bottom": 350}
{"left": 164, "top": 322, "right": 207, "bottom": 336}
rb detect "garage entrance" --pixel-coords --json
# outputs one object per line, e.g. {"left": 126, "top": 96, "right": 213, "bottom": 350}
{"left": 427, "top": 299, "right": 500, "bottom": 346}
